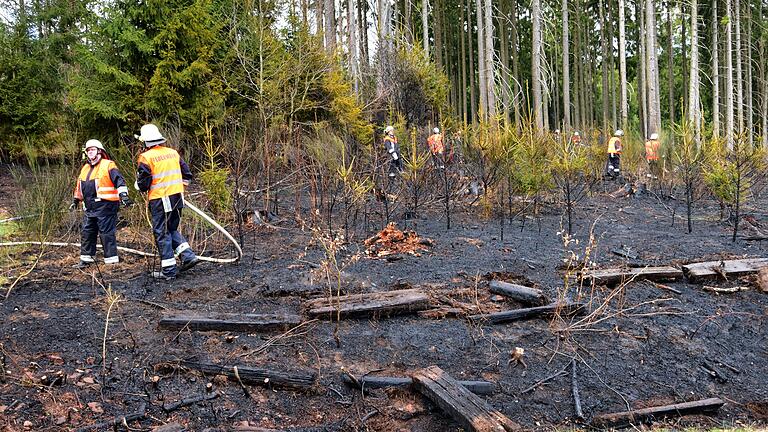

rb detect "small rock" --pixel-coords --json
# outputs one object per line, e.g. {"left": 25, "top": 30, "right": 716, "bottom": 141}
{"left": 23, "top": 420, "right": 33, "bottom": 428}
{"left": 87, "top": 402, "right": 103, "bottom": 414}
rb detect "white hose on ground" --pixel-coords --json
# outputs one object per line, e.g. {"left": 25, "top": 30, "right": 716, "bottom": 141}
{"left": 0, "top": 199, "right": 242, "bottom": 264}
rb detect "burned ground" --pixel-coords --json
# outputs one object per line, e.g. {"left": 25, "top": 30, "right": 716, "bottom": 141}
{"left": 1, "top": 175, "right": 768, "bottom": 431}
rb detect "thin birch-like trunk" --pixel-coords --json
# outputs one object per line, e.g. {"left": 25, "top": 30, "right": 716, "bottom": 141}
{"left": 619, "top": 0, "right": 628, "bottom": 130}
{"left": 484, "top": 0, "right": 496, "bottom": 118}
{"left": 725, "top": 0, "right": 734, "bottom": 149}
{"left": 688, "top": 0, "right": 700, "bottom": 146}
{"left": 712, "top": 0, "right": 720, "bottom": 138}
{"left": 532, "top": 0, "right": 544, "bottom": 130}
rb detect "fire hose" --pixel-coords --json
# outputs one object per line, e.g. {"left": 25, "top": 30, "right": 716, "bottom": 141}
{"left": 0, "top": 199, "right": 242, "bottom": 264}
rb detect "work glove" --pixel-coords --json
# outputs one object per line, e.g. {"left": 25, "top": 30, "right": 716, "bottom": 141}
{"left": 119, "top": 192, "right": 134, "bottom": 208}
{"left": 69, "top": 199, "right": 81, "bottom": 212}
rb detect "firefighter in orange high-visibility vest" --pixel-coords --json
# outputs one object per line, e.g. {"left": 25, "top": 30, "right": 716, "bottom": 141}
{"left": 427, "top": 127, "right": 445, "bottom": 169}
{"left": 136, "top": 124, "right": 199, "bottom": 280}
{"left": 645, "top": 132, "right": 661, "bottom": 179}
{"left": 606, "top": 129, "right": 623, "bottom": 178}
{"left": 71, "top": 140, "right": 132, "bottom": 268}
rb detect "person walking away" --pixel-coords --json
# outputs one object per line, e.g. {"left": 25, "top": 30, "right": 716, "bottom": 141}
{"left": 384, "top": 126, "right": 403, "bottom": 177}
{"left": 136, "top": 124, "right": 199, "bottom": 280}
{"left": 427, "top": 127, "right": 445, "bottom": 169}
{"left": 645, "top": 133, "right": 661, "bottom": 179}
{"left": 606, "top": 130, "right": 624, "bottom": 178}
{"left": 71, "top": 140, "right": 132, "bottom": 268}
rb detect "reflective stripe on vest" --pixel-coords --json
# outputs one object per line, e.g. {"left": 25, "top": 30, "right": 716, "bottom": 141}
{"left": 607, "top": 137, "right": 621, "bottom": 154}
{"left": 139, "top": 146, "right": 184, "bottom": 200}
{"left": 645, "top": 140, "right": 660, "bottom": 161}
{"left": 77, "top": 159, "right": 119, "bottom": 202}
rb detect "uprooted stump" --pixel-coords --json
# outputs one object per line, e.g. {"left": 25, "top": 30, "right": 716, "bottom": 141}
{"left": 364, "top": 223, "right": 433, "bottom": 258}
{"left": 306, "top": 288, "right": 431, "bottom": 319}
{"left": 591, "top": 397, "right": 725, "bottom": 428}
{"left": 180, "top": 361, "right": 317, "bottom": 389}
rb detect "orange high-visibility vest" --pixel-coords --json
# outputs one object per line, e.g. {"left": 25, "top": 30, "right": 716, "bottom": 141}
{"left": 607, "top": 137, "right": 622, "bottom": 154}
{"left": 645, "top": 139, "right": 660, "bottom": 161}
{"left": 74, "top": 159, "right": 119, "bottom": 202}
{"left": 427, "top": 133, "right": 444, "bottom": 154}
{"left": 138, "top": 146, "right": 185, "bottom": 200}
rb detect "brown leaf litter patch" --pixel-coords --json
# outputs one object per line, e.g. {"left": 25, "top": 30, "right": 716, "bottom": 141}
{"left": 364, "top": 223, "right": 433, "bottom": 258}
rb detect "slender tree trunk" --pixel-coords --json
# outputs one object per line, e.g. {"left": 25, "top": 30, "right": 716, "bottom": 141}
{"left": 712, "top": 0, "right": 720, "bottom": 138}
{"left": 316, "top": 0, "right": 324, "bottom": 36}
{"left": 461, "top": 0, "right": 469, "bottom": 125}
{"left": 762, "top": 1, "right": 768, "bottom": 148}
{"left": 348, "top": 0, "right": 359, "bottom": 93}
{"left": 499, "top": 1, "right": 512, "bottom": 127}
{"left": 359, "top": 0, "right": 369, "bottom": 69}
{"left": 532, "top": 0, "right": 544, "bottom": 131}
{"left": 510, "top": 0, "right": 523, "bottom": 130}
{"left": 599, "top": 0, "right": 609, "bottom": 133}
{"left": 476, "top": 0, "right": 487, "bottom": 119}
{"left": 681, "top": 0, "right": 688, "bottom": 111}
{"left": 735, "top": 0, "right": 743, "bottom": 133}
{"left": 725, "top": 0, "right": 734, "bottom": 149}
{"left": 434, "top": 0, "right": 444, "bottom": 68}
{"left": 688, "top": 0, "right": 700, "bottom": 146}
{"left": 619, "top": 0, "right": 628, "bottom": 131}
{"left": 608, "top": 6, "right": 617, "bottom": 130}
{"left": 666, "top": 0, "right": 675, "bottom": 125}
{"left": 645, "top": 0, "right": 661, "bottom": 134}
{"left": 325, "top": 0, "right": 336, "bottom": 52}
{"left": 422, "top": 0, "right": 429, "bottom": 55}
{"left": 745, "top": 1, "right": 753, "bottom": 144}
{"left": 467, "top": 0, "right": 478, "bottom": 122}
{"left": 638, "top": 0, "right": 648, "bottom": 137}
{"left": 562, "top": 0, "right": 571, "bottom": 131}
{"left": 484, "top": 0, "right": 496, "bottom": 118}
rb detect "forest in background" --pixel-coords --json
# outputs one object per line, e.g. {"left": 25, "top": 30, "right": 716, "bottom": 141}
{"left": 0, "top": 0, "right": 767, "bottom": 236}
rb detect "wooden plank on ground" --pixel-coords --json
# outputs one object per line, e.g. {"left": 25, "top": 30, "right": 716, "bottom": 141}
{"left": 488, "top": 281, "right": 549, "bottom": 305}
{"left": 682, "top": 258, "right": 768, "bottom": 282}
{"left": 411, "top": 366, "right": 517, "bottom": 432}
{"left": 306, "top": 288, "right": 431, "bottom": 318}
{"left": 159, "top": 311, "right": 302, "bottom": 332}
{"left": 581, "top": 266, "right": 683, "bottom": 285}
{"left": 341, "top": 373, "right": 495, "bottom": 395}
{"left": 181, "top": 361, "right": 316, "bottom": 389}
{"left": 469, "top": 302, "right": 586, "bottom": 324}
{"left": 591, "top": 397, "right": 725, "bottom": 428}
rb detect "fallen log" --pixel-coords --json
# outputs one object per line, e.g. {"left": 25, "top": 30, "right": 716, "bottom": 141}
{"left": 581, "top": 266, "right": 683, "bottom": 285}
{"left": 159, "top": 311, "right": 302, "bottom": 332}
{"left": 411, "top": 366, "right": 518, "bottom": 432}
{"left": 306, "top": 288, "right": 431, "bottom": 318}
{"left": 75, "top": 403, "right": 146, "bottom": 432}
{"left": 591, "top": 397, "right": 725, "bottom": 428}
{"left": 469, "top": 302, "right": 586, "bottom": 324}
{"left": 163, "top": 392, "right": 219, "bottom": 412}
{"left": 488, "top": 280, "right": 549, "bottom": 305}
{"left": 341, "top": 373, "right": 495, "bottom": 395}
{"left": 702, "top": 285, "right": 749, "bottom": 293}
{"left": 152, "top": 423, "right": 187, "bottom": 432}
{"left": 181, "top": 361, "right": 316, "bottom": 389}
{"left": 682, "top": 258, "right": 768, "bottom": 282}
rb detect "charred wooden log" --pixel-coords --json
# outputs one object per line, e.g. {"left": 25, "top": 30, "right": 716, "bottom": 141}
{"left": 488, "top": 280, "right": 549, "bottom": 305}
{"left": 469, "top": 302, "right": 586, "bottom": 324}
{"left": 181, "top": 361, "right": 316, "bottom": 389}
{"left": 591, "top": 397, "right": 725, "bottom": 428}
{"left": 159, "top": 311, "right": 302, "bottom": 332}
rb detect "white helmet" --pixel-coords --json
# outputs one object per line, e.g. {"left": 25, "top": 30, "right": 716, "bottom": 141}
{"left": 384, "top": 125, "right": 394, "bottom": 134}
{"left": 83, "top": 139, "right": 105, "bottom": 152}
{"left": 574, "top": 131, "right": 580, "bottom": 137}
{"left": 433, "top": 127, "right": 440, "bottom": 134}
{"left": 650, "top": 133, "right": 659, "bottom": 140}
{"left": 137, "top": 124, "right": 166, "bottom": 147}
{"left": 615, "top": 129, "right": 624, "bottom": 136}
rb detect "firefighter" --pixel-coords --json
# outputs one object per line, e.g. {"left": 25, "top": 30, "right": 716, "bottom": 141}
{"left": 427, "top": 127, "right": 445, "bottom": 169}
{"left": 384, "top": 126, "right": 403, "bottom": 177}
{"left": 606, "top": 129, "right": 623, "bottom": 178}
{"left": 70, "top": 140, "right": 132, "bottom": 268}
{"left": 570, "top": 131, "right": 582, "bottom": 146}
{"left": 645, "top": 132, "right": 661, "bottom": 178}
{"left": 135, "top": 124, "right": 199, "bottom": 280}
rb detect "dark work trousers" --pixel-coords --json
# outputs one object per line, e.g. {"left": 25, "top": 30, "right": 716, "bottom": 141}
{"left": 389, "top": 154, "right": 404, "bottom": 176}
{"left": 80, "top": 210, "right": 118, "bottom": 263}
{"left": 149, "top": 198, "right": 197, "bottom": 277}
{"left": 607, "top": 154, "right": 621, "bottom": 176}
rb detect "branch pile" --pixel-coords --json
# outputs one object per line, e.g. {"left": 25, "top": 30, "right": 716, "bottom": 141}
{"left": 364, "top": 223, "right": 433, "bottom": 258}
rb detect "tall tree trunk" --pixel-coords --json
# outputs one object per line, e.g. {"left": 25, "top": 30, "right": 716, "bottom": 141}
{"left": 725, "top": 0, "right": 734, "bottom": 149}
{"left": 608, "top": 4, "right": 617, "bottom": 130}
{"left": 499, "top": 1, "right": 512, "bottom": 127}
{"left": 435, "top": 0, "right": 444, "bottom": 68}
{"left": 476, "top": 0, "right": 487, "bottom": 119}
{"left": 666, "top": 0, "right": 675, "bottom": 125}
{"left": 638, "top": 0, "right": 648, "bottom": 137}
{"left": 688, "top": 0, "right": 700, "bottom": 146}
{"left": 316, "top": 0, "right": 324, "bottom": 36}
{"left": 599, "top": 0, "right": 609, "bottom": 133}
{"left": 467, "top": 0, "right": 478, "bottom": 122}
{"left": 619, "top": 0, "right": 628, "bottom": 130}
{"left": 645, "top": 0, "right": 661, "bottom": 134}
{"left": 745, "top": 0, "right": 753, "bottom": 144}
{"left": 510, "top": 0, "right": 523, "bottom": 130}
{"left": 348, "top": 0, "right": 359, "bottom": 93}
{"left": 461, "top": 0, "right": 468, "bottom": 125}
{"left": 735, "top": 0, "right": 743, "bottom": 133}
{"left": 325, "top": 0, "right": 336, "bottom": 52}
{"left": 681, "top": 0, "right": 688, "bottom": 111}
{"left": 484, "top": 0, "right": 496, "bottom": 118}
{"left": 712, "top": 0, "right": 720, "bottom": 138}
{"left": 532, "top": 0, "right": 544, "bottom": 130}
{"left": 359, "top": 0, "right": 369, "bottom": 69}
{"left": 761, "top": 0, "right": 768, "bottom": 148}
{"left": 422, "top": 0, "right": 429, "bottom": 56}
{"left": 562, "top": 0, "right": 571, "bottom": 131}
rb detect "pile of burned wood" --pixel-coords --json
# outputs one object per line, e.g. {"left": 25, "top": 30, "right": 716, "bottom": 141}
{"left": 364, "top": 223, "right": 433, "bottom": 258}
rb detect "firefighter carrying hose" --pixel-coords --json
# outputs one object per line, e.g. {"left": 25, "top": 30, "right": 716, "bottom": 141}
{"left": 427, "top": 127, "right": 445, "bottom": 169}
{"left": 70, "top": 140, "right": 132, "bottom": 268}
{"left": 135, "top": 124, "right": 199, "bottom": 280}
{"left": 606, "top": 129, "right": 623, "bottom": 178}
{"left": 384, "top": 125, "right": 404, "bottom": 177}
